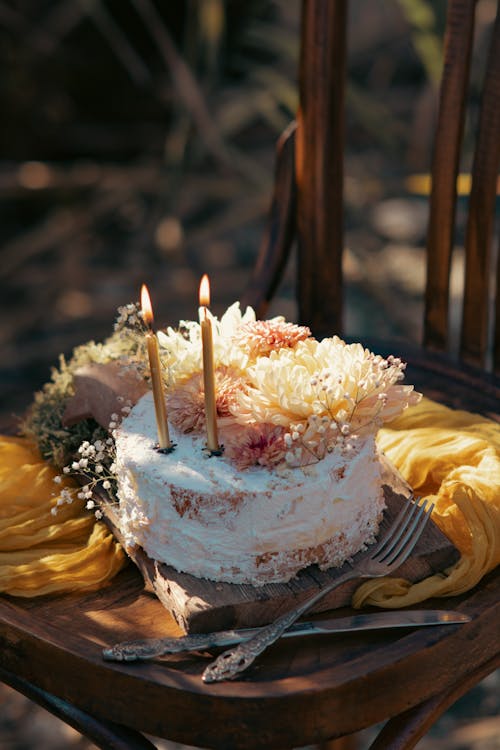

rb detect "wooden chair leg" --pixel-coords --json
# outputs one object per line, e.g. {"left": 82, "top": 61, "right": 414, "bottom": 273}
{"left": 367, "top": 654, "right": 500, "bottom": 750}
{"left": 0, "top": 665, "right": 157, "bottom": 750}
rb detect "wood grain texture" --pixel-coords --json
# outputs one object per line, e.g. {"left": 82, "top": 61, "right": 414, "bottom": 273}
{"left": 296, "top": 0, "right": 347, "bottom": 337}
{"left": 241, "top": 121, "right": 297, "bottom": 320}
{"left": 0, "top": 563, "right": 497, "bottom": 749}
{"left": 495, "top": 236, "right": 500, "bottom": 375}
{"left": 1, "top": 1, "right": 499, "bottom": 746}
{"left": 0, "top": 666, "right": 157, "bottom": 750}
{"left": 460, "top": 3, "right": 500, "bottom": 367}
{"left": 367, "top": 653, "right": 500, "bottom": 750}
{"left": 101, "top": 484, "right": 459, "bottom": 634}
{"left": 423, "top": 0, "right": 475, "bottom": 353}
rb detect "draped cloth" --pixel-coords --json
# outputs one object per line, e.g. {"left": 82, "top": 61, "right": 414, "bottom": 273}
{"left": 0, "top": 397, "right": 498, "bottom": 602}
{"left": 0, "top": 436, "right": 125, "bottom": 596}
{"left": 354, "top": 398, "right": 500, "bottom": 607}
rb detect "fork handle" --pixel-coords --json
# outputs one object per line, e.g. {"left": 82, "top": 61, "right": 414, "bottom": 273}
{"left": 202, "top": 568, "right": 359, "bottom": 683}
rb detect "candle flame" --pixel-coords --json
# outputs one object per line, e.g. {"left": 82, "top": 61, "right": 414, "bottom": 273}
{"left": 199, "top": 274, "right": 210, "bottom": 307}
{"left": 140, "top": 284, "right": 154, "bottom": 327}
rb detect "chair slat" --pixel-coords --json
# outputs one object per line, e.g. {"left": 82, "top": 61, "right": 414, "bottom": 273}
{"left": 296, "top": 0, "right": 347, "bottom": 337}
{"left": 241, "top": 122, "right": 297, "bottom": 319}
{"left": 424, "top": 0, "right": 476, "bottom": 353}
{"left": 367, "top": 653, "right": 500, "bottom": 750}
{"left": 460, "top": 4, "right": 500, "bottom": 367}
{"left": 495, "top": 238, "right": 500, "bottom": 374}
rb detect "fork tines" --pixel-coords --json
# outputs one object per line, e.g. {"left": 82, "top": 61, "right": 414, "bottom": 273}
{"left": 375, "top": 498, "right": 435, "bottom": 566}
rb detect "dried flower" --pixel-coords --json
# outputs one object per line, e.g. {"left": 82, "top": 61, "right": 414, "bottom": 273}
{"left": 167, "top": 367, "right": 243, "bottom": 434}
{"left": 24, "top": 296, "right": 420, "bottom": 477}
{"left": 221, "top": 423, "right": 287, "bottom": 469}
{"left": 232, "top": 336, "right": 420, "bottom": 436}
{"left": 232, "top": 318, "right": 311, "bottom": 359}
{"left": 55, "top": 434, "right": 118, "bottom": 516}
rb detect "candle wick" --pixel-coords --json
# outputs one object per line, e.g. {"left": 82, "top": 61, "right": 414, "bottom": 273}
{"left": 155, "top": 443, "right": 177, "bottom": 455}
{"left": 203, "top": 446, "right": 224, "bottom": 458}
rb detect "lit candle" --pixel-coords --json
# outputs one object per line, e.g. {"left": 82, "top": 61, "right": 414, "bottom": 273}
{"left": 199, "top": 274, "right": 220, "bottom": 453}
{"left": 140, "top": 284, "right": 172, "bottom": 452}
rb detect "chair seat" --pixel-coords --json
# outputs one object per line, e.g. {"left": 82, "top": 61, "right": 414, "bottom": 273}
{"left": 0, "top": 564, "right": 498, "bottom": 748}
{"left": 1, "top": 349, "right": 498, "bottom": 750}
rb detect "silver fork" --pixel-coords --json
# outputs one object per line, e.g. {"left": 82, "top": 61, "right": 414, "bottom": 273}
{"left": 202, "top": 497, "right": 434, "bottom": 683}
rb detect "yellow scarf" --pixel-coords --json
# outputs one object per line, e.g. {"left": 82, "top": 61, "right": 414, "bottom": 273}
{"left": 354, "top": 397, "right": 500, "bottom": 607}
{"left": 0, "top": 436, "right": 125, "bottom": 596}
{"left": 0, "top": 397, "right": 498, "bottom": 602}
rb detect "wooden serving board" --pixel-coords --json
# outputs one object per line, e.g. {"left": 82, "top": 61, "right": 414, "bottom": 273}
{"left": 99, "top": 483, "right": 459, "bottom": 634}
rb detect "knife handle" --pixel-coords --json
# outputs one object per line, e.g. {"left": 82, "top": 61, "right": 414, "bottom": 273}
{"left": 103, "top": 633, "right": 218, "bottom": 661}
{"left": 102, "top": 631, "right": 245, "bottom": 661}
{"left": 202, "top": 568, "right": 358, "bottom": 682}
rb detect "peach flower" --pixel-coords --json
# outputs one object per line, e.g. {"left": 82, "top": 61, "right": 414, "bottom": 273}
{"left": 221, "top": 423, "right": 287, "bottom": 469}
{"left": 167, "top": 367, "right": 243, "bottom": 434}
{"left": 232, "top": 318, "right": 311, "bottom": 359}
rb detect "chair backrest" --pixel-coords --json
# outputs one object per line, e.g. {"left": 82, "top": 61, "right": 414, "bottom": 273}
{"left": 245, "top": 0, "right": 500, "bottom": 374}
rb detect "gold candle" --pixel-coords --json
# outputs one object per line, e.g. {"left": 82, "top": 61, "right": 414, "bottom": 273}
{"left": 199, "top": 274, "right": 219, "bottom": 453}
{"left": 140, "top": 284, "right": 172, "bottom": 451}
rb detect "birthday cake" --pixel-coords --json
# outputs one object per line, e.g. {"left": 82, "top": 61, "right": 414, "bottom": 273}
{"left": 24, "top": 296, "right": 420, "bottom": 587}
{"left": 111, "top": 302, "right": 420, "bottom": 585}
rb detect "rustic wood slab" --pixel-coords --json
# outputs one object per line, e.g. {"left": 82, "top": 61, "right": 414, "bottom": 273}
{"left": 99, "top": 483, "right": 459, "bottom": 634}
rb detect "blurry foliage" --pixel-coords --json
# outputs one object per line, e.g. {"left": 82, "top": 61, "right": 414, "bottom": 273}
{"left": 0, "top": 0, "right": 460, "bottom": 171}
{"left": 1, "top": 0, "right": 495, "bottom": 183}
{"left": 0, "top": 0, "right": 497, "bottom": 422}
{"left": 397, "top": 0, "right": 444, "bottom": 84}
{"left": 1, "top": 0, "right": 496, "bottom": 274}
{"left": 0, "top": 0, "right": 296, "bottom": 167}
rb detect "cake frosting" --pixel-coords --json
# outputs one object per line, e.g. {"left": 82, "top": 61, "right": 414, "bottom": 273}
{"left": 116, "top": 392, "right": 385, "bottom": 584}
{"left": 112, "top": 302, "right": 420, "bottom": 586}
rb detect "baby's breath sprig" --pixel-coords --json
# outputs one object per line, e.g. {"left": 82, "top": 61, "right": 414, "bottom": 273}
{"left": 56, "top": 433, "right": 117, "bottom": 520}
{"left": 114, "top": 301, "right": 146, "bottom": 335}
{"left": 282, "top": 352, "right": 411, "bottom": 468}
{"left": 51, "top": 404, "right": 132, "bottom": 519}
{"left": 50, "top": 479, "right": 78, "bottom": 516}
{"left": 283, "top": 413, "right": 353, "bottom": 468}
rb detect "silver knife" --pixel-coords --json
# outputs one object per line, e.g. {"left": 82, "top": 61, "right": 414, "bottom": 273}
{"left": 102, "top": 609, "right": 470, "bottom": 662}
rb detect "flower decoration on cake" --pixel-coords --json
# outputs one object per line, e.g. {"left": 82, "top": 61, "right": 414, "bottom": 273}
{"left": 24, "top": 300, "right": 420, "bottom": 485}
{"left": 155, "top": 303, "right": 421, "bottom": 469}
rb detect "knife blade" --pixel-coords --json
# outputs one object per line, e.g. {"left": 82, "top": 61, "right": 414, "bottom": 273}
{"left": 102, "top": 609, "right": 470, "bottom": 662}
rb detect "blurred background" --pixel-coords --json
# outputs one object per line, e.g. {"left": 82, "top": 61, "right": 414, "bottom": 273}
{"left": 0, "top": 0, "right": 498, "bottom": 747}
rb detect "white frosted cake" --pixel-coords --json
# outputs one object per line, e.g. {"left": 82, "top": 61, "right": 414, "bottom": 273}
{"left": 113, "top": 303, "right": 420, "bottom": 586}
{"left": 116, "top": 393, "right": 384, "bottom": 584}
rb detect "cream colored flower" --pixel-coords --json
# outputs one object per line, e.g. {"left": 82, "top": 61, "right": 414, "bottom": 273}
{"left": 157, "top": 321, "right": 202, "bottom": 384}
{"left": 157, "top": 303, "right": 255, "bottom": 385}
{"left": 232, "top": 336, "right": 420, "bottom": 435}
{"left": 156, "top": 306, "right": 420, "bottom": 457}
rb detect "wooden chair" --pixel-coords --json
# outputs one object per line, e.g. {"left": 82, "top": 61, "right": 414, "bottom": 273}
{"left": 1, "top": 1, "right": 499, "bottom": 748}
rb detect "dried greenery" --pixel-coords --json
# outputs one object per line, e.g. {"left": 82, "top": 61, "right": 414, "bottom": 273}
{"left": 22, "top": 305, "right": 146, "bottom": 468}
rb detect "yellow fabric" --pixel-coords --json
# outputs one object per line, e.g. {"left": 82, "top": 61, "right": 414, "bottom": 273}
{"left": 0, "top": 395, "right": 498, "bottom": 602}
{"left": 353, "top": 397, "right": 500, "bottom": 608}
{"left": 0, "top": 436, "right": 126, "bottom": 596}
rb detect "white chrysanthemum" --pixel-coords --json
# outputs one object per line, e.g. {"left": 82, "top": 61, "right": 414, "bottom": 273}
{"left": 232, "top": 336, "right": 420, "bottom": 434}
{"left": 212, "top": 302, "right": 256, "bottom": 371}
{"left": 157, "top": 302, "right": 256, "bottom": 384}
{"left": 157, "top": 321, "right": 201, "bottom": 384}
{"left": 218, "top": 301, "right": 256, "bottom": 338}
